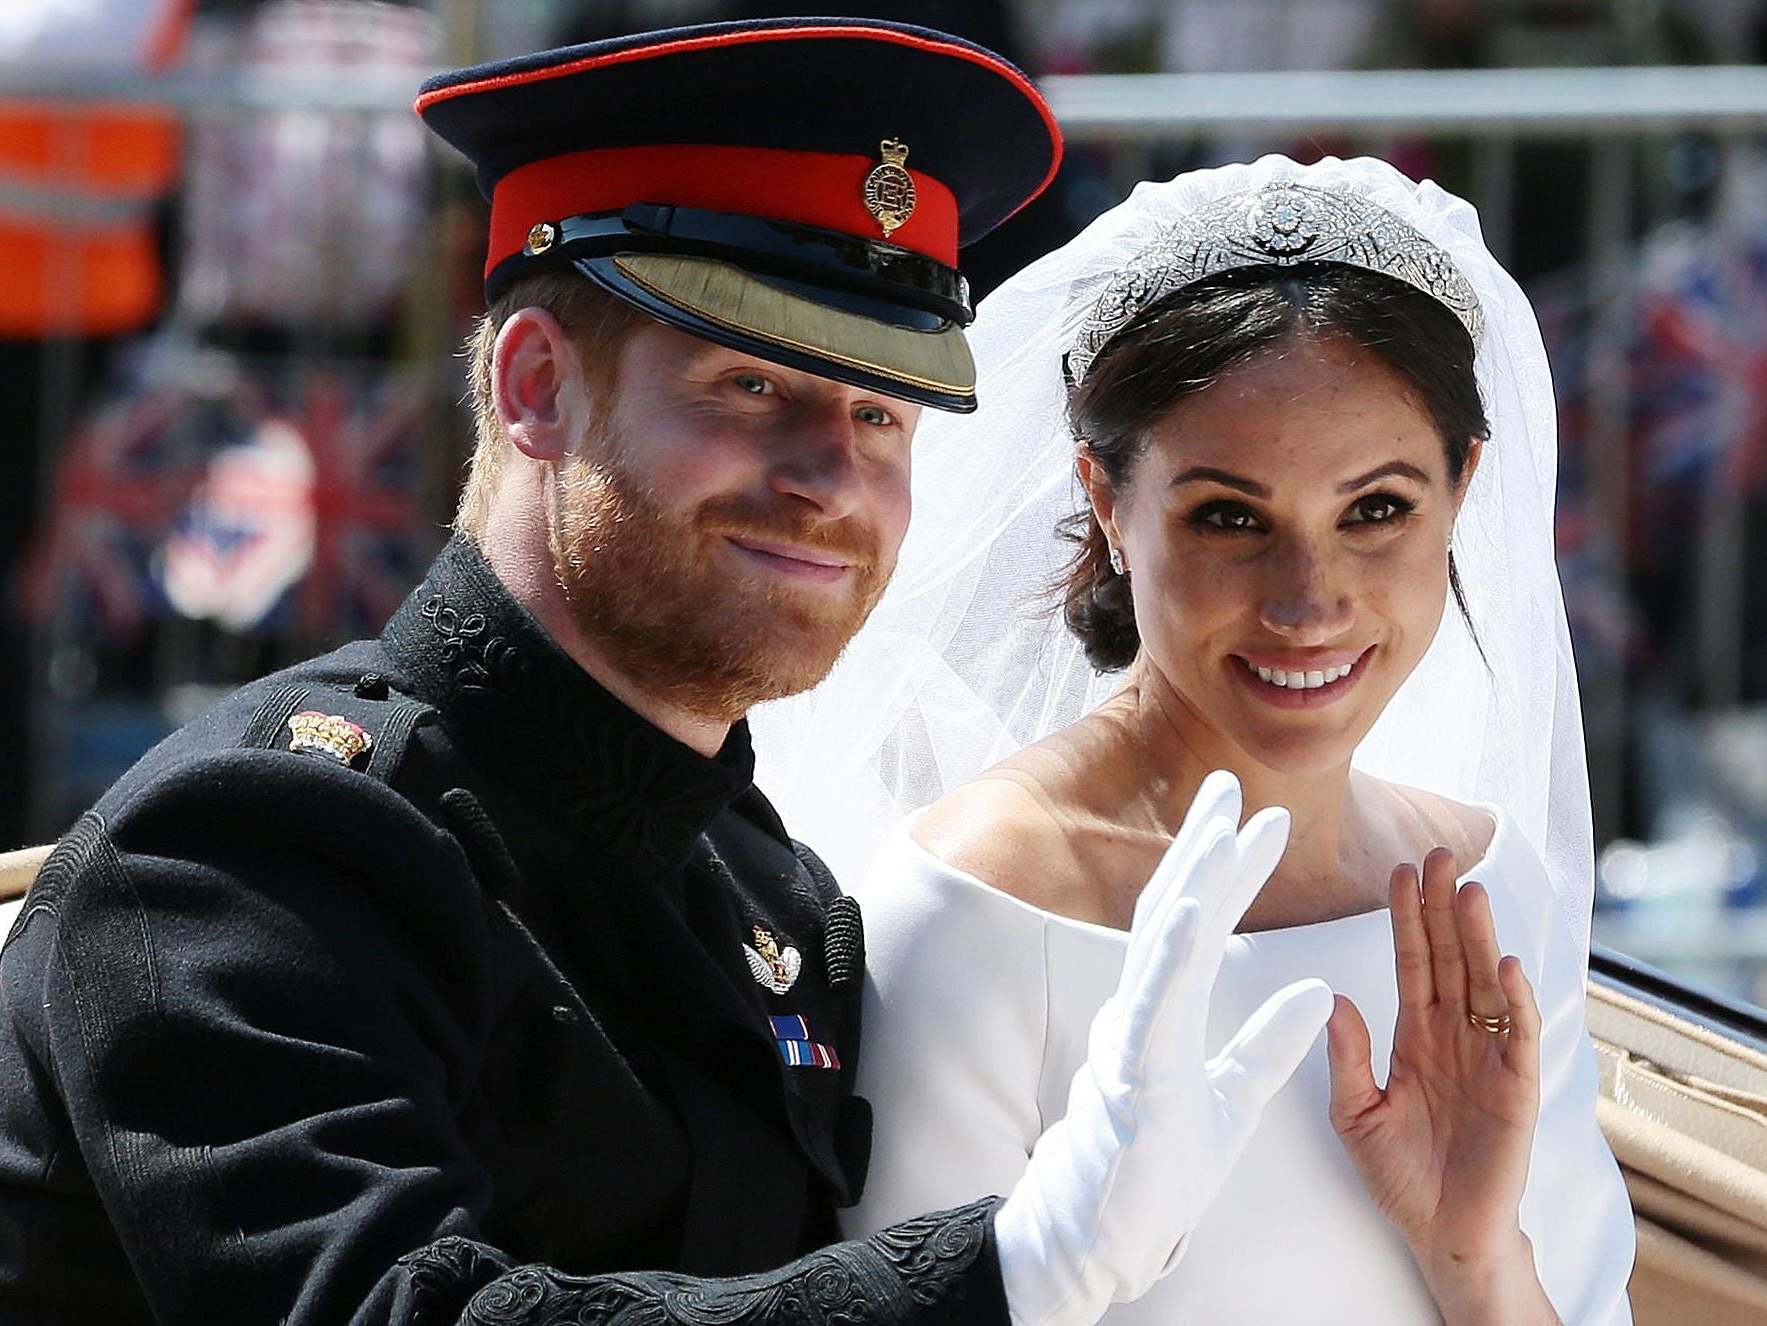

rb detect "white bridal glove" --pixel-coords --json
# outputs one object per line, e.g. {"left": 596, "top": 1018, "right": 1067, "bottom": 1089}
{"left": 993, "top": 771, "right": 1336, "bottom": 1326}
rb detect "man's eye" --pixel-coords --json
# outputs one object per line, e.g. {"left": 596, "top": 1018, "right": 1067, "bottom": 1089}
{"left": 855, "top": 404, "right": 893, "bottom": 426}
{"left": 733, "top": 373, "right": 776, "bottom": 396}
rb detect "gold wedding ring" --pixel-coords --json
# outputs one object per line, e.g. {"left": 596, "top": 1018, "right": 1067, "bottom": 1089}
{"left": 1467, "top": 1009, "right": 1512, "bottom": 1035}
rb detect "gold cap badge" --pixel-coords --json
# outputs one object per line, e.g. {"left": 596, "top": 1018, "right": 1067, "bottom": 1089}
{"left": 863, "top": 139, "right": 916, "bottom": 239}
{"left": 287, "top": 711, "right": 374, "bottom": 766}
{"left": 526, "top": 221, "right": 558, "bottom": 255}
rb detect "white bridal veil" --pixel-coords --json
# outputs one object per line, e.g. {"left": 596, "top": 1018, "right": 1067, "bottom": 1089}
{"left": 753, "top": 154, "right": 1598, "bottom": 962}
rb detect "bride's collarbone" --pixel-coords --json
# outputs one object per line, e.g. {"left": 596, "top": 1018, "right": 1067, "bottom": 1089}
{"left": 913, "top": 777, "right": 1136, "bottom": 925}
{"left": 914, "top": 773, "right": 1492, "bottom": 934}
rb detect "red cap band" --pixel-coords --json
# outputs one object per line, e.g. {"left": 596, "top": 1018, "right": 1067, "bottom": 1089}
{"left": 488, "top": 143, "right": 959, "bottom": 277}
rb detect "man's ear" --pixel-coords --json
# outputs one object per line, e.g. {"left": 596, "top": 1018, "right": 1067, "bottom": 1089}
{"left": 491, "top": 308, "right": 591, "bottom": 463}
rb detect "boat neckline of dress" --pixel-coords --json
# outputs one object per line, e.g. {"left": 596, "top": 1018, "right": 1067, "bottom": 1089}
{"left": 895, "top": 799, "right": 1508, "bottom": 943}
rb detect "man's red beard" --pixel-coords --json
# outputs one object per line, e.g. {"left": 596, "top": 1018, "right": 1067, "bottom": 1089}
{"left": 549, "top": 443, "right": 892, "bottom": 723}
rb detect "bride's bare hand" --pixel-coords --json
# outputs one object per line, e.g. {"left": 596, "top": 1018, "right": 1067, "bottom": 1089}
{"left": 1324, "top": 848, "right": 1544, "bottom": 1299}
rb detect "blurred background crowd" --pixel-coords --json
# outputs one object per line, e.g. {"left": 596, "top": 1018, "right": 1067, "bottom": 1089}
{"left": 5, "top": 0, "right": 1767, "bottom": 1006}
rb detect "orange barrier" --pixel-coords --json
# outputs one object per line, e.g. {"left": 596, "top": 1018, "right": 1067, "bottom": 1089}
{"left": 0, "top": 0, "right": 192, "bottom": 337}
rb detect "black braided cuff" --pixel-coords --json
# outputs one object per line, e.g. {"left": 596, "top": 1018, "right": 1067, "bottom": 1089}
{"left": 393, "top": 1235, "right": 517, "bottom": 1324}
{"left": 462, "top": 1198, "right": 1008, "bottom": 1326}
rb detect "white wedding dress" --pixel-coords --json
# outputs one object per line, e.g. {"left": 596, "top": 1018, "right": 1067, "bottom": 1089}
{"left": 842, "top": 804, "right": 1636, "bottom": 1324}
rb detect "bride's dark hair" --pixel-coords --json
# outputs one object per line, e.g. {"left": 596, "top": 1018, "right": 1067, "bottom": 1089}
{"left": 1058, "top": 262, "right": 1490, "bottom": 672}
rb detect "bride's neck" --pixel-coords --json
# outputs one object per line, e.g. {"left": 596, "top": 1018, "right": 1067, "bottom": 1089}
{"left": 1101, "top": 664, "right": 1355, "bottom": 887}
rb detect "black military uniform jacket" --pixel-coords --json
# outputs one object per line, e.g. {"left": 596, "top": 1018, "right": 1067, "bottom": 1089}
{"left": 0, "top": 538, "right": 1007, "bottom": 1325}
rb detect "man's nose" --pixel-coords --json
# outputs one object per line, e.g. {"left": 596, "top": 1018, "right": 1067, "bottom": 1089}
{"left": 766, "top": 403, "right": 865, "bottom": 519}
{"left": 1256, "top": 538, "right": 1355, "bottom": 641}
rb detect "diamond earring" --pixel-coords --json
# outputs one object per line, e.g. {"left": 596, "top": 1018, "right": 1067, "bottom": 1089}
{"left": 1108, "top": 546, "right": 1126, "bottom": 576}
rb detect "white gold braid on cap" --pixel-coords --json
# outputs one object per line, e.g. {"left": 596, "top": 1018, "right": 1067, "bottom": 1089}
{"left": 1067, "top": 182, "right": 1484, "bottom": 388}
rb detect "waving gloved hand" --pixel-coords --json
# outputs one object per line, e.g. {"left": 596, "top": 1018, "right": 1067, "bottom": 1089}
{"left": 993, "top": 771, "right": 1335, "bottom": 1326}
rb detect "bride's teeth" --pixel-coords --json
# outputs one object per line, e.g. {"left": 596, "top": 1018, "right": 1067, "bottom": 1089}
{"left": 1243, "top": 658, "right": 1357, "bottom": 688}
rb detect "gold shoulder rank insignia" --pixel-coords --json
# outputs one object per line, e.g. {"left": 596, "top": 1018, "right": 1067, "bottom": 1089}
{"left": 743, "top": 925, "right": 802, "bottom": 995}
{"left": 862, "top": 138, "right": 916, "bottom": 239}
{"left": 287, "top": 710, "right": 374, "bottom": 766}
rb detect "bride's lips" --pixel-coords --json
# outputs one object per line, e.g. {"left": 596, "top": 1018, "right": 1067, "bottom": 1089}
{"left": 725, "top": 535, "right": 854, "bottom": 585}
{"left": 1228, "top": 645, "right": 1374, "bottom": 710}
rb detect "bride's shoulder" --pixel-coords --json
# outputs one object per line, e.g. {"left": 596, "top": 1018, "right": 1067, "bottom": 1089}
{"left": 910, "top": 752, "right": 1093, "bottom": 916}
{"left": 1361, "top": 773, "right": 1499, "bottom": 869}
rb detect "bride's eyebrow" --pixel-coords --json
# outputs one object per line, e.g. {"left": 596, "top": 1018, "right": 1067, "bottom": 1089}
{"left": 1338, "top": 460, "right": 1431, "bottom": 493}
{"left": 1168, "top": 459, "right": 1433, "bottom": 496}
{"left": 1169, "top": 466, "right": 1267, "bottom": 496}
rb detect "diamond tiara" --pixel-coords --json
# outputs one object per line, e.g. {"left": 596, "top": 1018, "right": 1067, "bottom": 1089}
{"left": 1066, "top": 182, "right": 1484, "bottom": 389}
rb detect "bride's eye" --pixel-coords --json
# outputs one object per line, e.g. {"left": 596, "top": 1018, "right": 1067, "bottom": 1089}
{"left": 1345, "top": 492, "right": 1416, "bottom": 527}
{"left": 1189, "top": 501, "right": 1264, "bottom": 533}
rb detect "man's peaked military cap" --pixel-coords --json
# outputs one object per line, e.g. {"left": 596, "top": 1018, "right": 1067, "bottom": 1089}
{"left": 416, "top": 17, "right": 1063, "bottom": 412}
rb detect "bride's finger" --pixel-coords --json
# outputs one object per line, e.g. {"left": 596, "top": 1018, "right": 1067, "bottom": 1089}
{"left": 1455, "top": 881, "right": 1507, "bottom": 1023}
{"left": 1498, "top": 955, "right": 1542, "bottom": 1083}
{"left": 1123, "top": 825, "right": 1224, "bottom": 995}
{"left": 1324, "top": 994, "right": 1382, "bottom": 1135}
{"left": 1209, "top": 976, "right": 1333, "bottom": 1114}
{"left": 1388, "top": 863, "right": 1433, "bottom": 1009}
{"left": 1419, "top": 847, "right": 1468, "bottom": 1008}
{"left": 1139, "top": 769, "right": 1242, "bottom": 930}
{"left": 1204, "top": 803, "right": 1289, "bottom": 943}
{"left": 1120, "top": 898, "right": 1203, "bottom": 1068}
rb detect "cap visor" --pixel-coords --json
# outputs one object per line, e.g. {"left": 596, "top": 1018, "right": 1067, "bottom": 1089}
{"left": 592, "top": 252, "right": 976, "bottom": 412}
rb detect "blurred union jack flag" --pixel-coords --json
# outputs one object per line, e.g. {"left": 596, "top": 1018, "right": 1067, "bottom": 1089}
{"left": 1535, "top": 211, "right": 1767, "bottom": 680}
{"left": 23, "top": 345, "right": 447, "bottom": 643}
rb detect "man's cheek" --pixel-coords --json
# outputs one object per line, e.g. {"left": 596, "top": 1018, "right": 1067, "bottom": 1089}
{"left": 879, "top": 473, "right": 913, "bottom": 558}
{"left": 881, "top": 504, "right": 911, "bottom": 565}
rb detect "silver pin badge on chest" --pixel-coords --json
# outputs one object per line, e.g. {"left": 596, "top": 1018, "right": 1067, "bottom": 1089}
{"left": 743, "top": 925, "right": 802, "bottom": 995}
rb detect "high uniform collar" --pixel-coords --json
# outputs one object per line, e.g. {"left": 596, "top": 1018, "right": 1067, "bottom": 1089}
{"left": 381, "top": 535, "right": 756, "bottom": 873}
